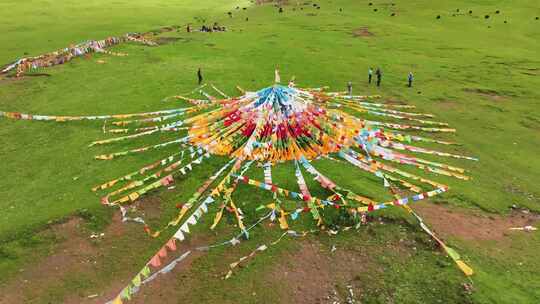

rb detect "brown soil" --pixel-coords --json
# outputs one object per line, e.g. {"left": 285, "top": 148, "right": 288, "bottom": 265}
{"left": 0, "top": 206, "right": 134, "bottom": 304}
{"left": 69, "top": 231, "right": 215, "bottom": 304}
{"left": 0, "top": 75, "right": 24, "bottom": 85}
{"left": 384, "top": 98, "right": 408, "bottom": 105}
{"left": 0, "top": 186, "right": 231, "bottom": 304}
{"left": 0, "top": 217, "right": 102, "bottom": 304}
{"left": 268, "top": 240, "right": 376, "bottom": 304}
{"left": 435, "top": 99, "right": 460, "bottom": 110}
{"left": 154, "top": 37, "right": 181, "bottom": 45}
{"left": 0, "top": 73, "right": 50, "bottom": 84}
{"left": 412, "top": 203, "right": 540, "bottom": 242}
{"left": 463, "top": 88, "right": 508, "bottom": 102}
{"left": 256, "top": 0, "right": 289, "bottom": 5}
{"left": 133, "top": 196, "right": 163, "bottom": 220}
{"left": 124, "top": 236, "right": 213, "bottom": 304}
{"left": 353, "top": 27, "right": 374, "bottom": 37}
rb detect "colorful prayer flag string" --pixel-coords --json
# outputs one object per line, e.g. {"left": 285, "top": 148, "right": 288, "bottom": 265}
{"left": 1, "top": 78, "right": 478, "bottom": 302}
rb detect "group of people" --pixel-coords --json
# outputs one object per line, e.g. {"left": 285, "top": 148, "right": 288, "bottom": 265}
{"left": 367, "top": 67, "right": 384, "bottom": 87}
{"left": 367, "top": 67, "right": 414, "bottom": 88}
{"left": 346, "top": 68, "right": 415, "bottom": 96}
{"left": 187, "top": 22, "right": 227, "bottom": 33}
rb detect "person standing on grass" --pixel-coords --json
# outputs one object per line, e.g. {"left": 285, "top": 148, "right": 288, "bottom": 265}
{"left": 197, "top": 68, "right": 203, "bottom": 85}
{"left": 408, "top": 72, "right": 414, "bottom": 87}
{"left": 274, "top": 66, "right": 281, "bottom": 84}
{"left": 368, "top": 67, "right": 373, "bottom": 84}
{"left": 376, "top": 68, "right": 382, "bottom": 87}
{"left": 347, "top": 81, "right": 353, "bottom": 96}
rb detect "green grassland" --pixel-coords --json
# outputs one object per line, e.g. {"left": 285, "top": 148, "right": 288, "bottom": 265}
{"left": 1, "top": 0, "right": 539, "bottom": 303}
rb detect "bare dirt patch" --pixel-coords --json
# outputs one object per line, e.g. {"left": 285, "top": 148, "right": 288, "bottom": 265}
{"left": 268, "top": 240, "right": 375, "bottom": 304}
{"left": 256, "top": 0, "right": 290, "bottom": 5}
{"left": 133, "top": 196, "right": 163, "bottom": 221}
{"left": 0, "top": 73, "right": 51, "bottom": 85}
{"left": 126, "top": 235, "right": 213, "bottom": 304}
{"left": 0, "top": 75, "right": 24, "bottom": 85}
{"left": 0, "top": 209, "right": 142, "bottom": 304}
{"left": 0, "top": 217, "right": 100, "bottom": 304}
{"left": 463, "top": 88, "right": 508, "bottom": 102}
{"left": 153, "top": 37, "right": 181, "bottom": 45}
{"left": 0, "top": 193, "right": 219, "bottom": 304}
{"left": 353, "top": 27, "right": 374, "bottom": 37}
{"left": 412, "top": 203, "right": 540, "bottom": 242}
{"left": 384, "top": 98, "right": 408, "bottom": 105}
{"left": 435, "top": 99, "right": 460, "bottom": 110}
{"left": 64, "top": 229, "right": 218, "bottom": 304}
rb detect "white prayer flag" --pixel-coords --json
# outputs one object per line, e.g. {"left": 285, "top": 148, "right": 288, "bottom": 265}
{"left": 187, "top": 216, "right": 197, "bottom": 225}
{"left": 180, "top": 223, "right": 190, "bottom": 234}
{"left": 173, "top": 230, "right": 185, "bottom": 241}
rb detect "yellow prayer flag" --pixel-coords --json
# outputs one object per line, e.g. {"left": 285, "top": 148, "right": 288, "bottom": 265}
{"left": 128, "top": 192, "right": 140, "bottom": 202}
{"left": 210, "top": 208, "right": 224, "bottom": 230}
{"left": 456, "top": 260, "right": 474, "bottom": 276}
{"left": 279, "top": 211, "right": 289, "bottom": 230}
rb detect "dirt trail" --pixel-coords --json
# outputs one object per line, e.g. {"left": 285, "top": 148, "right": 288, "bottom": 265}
{"left": 463, "top": 88, "right": 509, "bottom": 102}
{"left": 413, "top": 203, "right": 540, "bottom": 242}
{"left": 352, "top": 27, "right": 374, "bottom": 37}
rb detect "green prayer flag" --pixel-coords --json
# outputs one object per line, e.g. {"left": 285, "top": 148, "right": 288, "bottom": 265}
{"left": 445, "top": 246, "right": 461, "bottom": 261}
{"left": 141, "top": 266, "right": 151, "bottom": 278}
{"left": 132, "top": 274, "right": 142, "bottom": 287}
